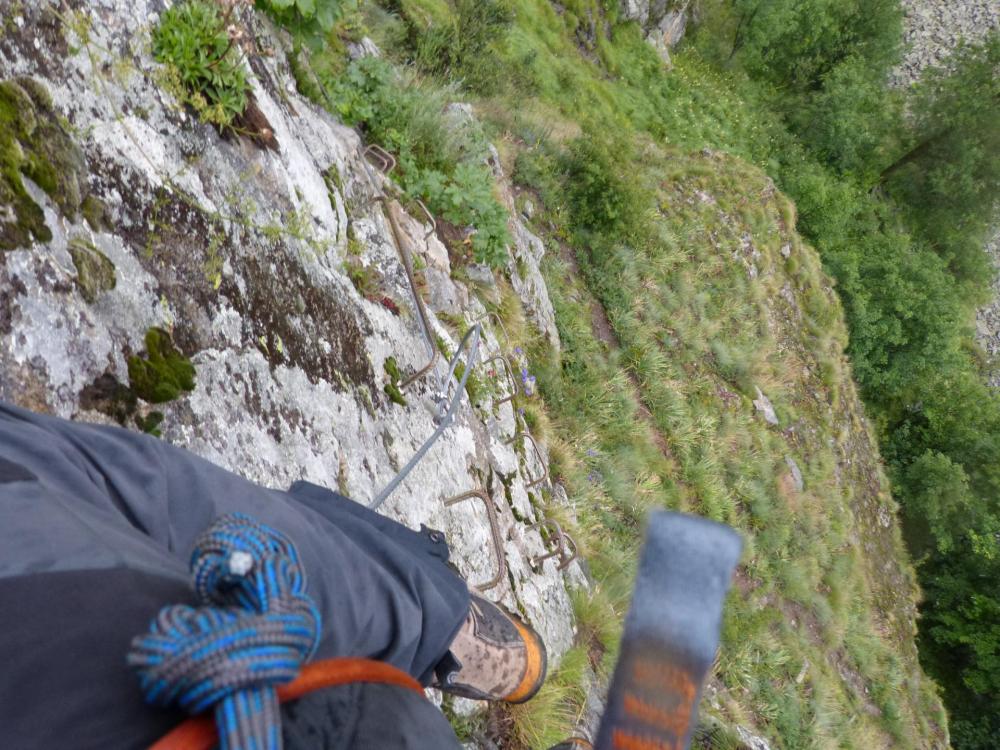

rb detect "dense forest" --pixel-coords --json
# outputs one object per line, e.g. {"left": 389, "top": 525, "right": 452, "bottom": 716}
{"left": 151, "top": 0, "right": 998, "bottom": 745}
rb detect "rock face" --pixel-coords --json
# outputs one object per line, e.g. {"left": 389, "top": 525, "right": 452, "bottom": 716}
{"left": 975, "top": 229, "right": 1000, "bottom": 386}
{"left": 619, "top": 0, "right": 691, "bottom": 63}
{"left": 0, "top": 0, "right": 582, "bottom": 734}
{"left": 890, "top": 0, "right": 1000, "bottom": 87}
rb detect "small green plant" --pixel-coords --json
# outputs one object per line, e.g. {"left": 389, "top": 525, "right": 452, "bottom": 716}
{"left": 134, "top": 411, "right": 166, "bottom": 437}
{"left": 0, "top": 77, "right": 88, "bottom": 249}
{"left": 383, "top": 356, "right": 407, "bottom": 406}
{"left": 152, "top": 0, "right": 249, "bottom": 127}
{"left": 408, "top": 162, "right": 511, "bottom": 268}
{"left": 127, "top": 328, "right": 197, "bottom": 404}
{"left": 346, "top": 257, "right": 380, "bottom": 298}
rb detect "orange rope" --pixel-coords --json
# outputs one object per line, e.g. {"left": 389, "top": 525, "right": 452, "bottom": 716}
{"left": 150, "top": 658, "right": 424, "bottom": 750}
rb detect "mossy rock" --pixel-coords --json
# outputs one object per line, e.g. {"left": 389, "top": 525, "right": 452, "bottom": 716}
{"left": 0, "top": 77, "right": 88, "bottom": 251}
{"left": 79, "top": 372, "right": 139, "bottom": 425}
{"left": 81, "top": 194, "right": 109, "bottom": 231}
{"left": 127, "top": 328, "right": 197, "bottom": 404}
{"left": 68, "top": 238, "right": 116, "bottom": 303}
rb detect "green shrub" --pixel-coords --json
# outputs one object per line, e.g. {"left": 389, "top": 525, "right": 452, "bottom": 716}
{"left": 152, "top": 0, "right": 249, "bottom": 127}
{"left": 561, "top": 135, "right": 646, "bottom": 237}
{"left": 412, "top": 0, "right": 514, "bottom": 93}
{"left": 408, "top": 162, "right": 511, "bottom": 267}
{"left": 316, "top": 56, "right": 510, "bottom": 266}
{"left": 256, "top": 0, "right": 349, "bottom": 35}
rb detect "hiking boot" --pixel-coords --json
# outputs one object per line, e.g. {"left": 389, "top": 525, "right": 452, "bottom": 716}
{"left": 437, "top": 593, "right": 547, "bottom": 703}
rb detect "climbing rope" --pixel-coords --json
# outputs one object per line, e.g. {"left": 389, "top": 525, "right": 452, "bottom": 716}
{"left": 128, "top": 513, "right": 321, "bottom": 750}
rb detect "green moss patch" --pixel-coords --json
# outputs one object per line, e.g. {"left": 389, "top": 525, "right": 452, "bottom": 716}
{"left": 127, "top": 327, "right": 197, "bottom": 404}
{"left": 0, "top": 77, "right": 88, "bottom": 251}
{"left": 383, "top": 356, "right": 408, "bottom": 406}
{"left": 68, "top": 238, "right": 116, "bottom": 303}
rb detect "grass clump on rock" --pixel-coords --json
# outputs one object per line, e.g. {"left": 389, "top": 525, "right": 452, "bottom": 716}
{"left": 152, "top": 0, "right": 249, "bottom": 128}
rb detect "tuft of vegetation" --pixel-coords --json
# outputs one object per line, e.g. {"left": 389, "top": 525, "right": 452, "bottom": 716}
{"left": 127, "top": 328, "right": 197, "bottom": 404}
{"left": 383, "top": 355, "right": 408, "bottom": 406}
{"left": 294, "top": 51, "right": 511, "bottom": 267}
{"left": 153, "top": 0, "right": 249, "bottom": 128}
{"left": 256, "top": 0, "right": 349, "bottom": 37}
{"left": 135, "top": 410, "right": 166, "bottom": 437}
{"left": 68, "top": 238, "right": 117, "bottom": 303}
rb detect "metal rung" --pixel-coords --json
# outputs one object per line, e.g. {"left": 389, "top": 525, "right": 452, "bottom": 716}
{"left": 444, "top": 488, "right": 507, "bottom": 592}
{"left": 506, "top": 432, "right": 549, "bottom": 489}
{"left": 414, "top": 198, "right": 436, "bottom": 239}
{"left": 475, "top": 311, "right": 511, "bottom": 352}
{"left": 370, "top": 325, "right": 481, "bottom": 510}
{"left": 482, "top": 354, "right": 519, "bottom": 407}
{"left": 363, "top": 144, "right": 395, "bottom": 174}
{"left": 529, "top": 518, "right": 579, "bottom": 571}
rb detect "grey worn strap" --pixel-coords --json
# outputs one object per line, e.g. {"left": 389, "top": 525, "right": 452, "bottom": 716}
{"left": 595, "top": 511, "right": 743, "bottom": 750}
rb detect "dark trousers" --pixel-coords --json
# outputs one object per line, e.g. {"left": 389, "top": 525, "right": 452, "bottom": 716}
{"left": 0, "top": 402, "right": 469, "bottom": 749}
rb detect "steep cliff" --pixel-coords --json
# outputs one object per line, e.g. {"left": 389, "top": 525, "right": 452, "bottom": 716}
{"left": 0, "top": 0, "right": 586, "bottom": 723}
{"left": 0, "top": 1, "right": 950, "bottom": 748}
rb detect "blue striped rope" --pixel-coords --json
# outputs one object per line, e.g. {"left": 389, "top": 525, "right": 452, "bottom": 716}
{"left": 128, "top": 513, "right": 321, "bottom": 750}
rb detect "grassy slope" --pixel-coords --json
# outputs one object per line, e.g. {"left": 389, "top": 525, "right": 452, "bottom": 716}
{"left": 352, "top": 1, "right": 947, "bottom": 747}
{"left": 514, "top": 148, "right": 945, "bottom": 749}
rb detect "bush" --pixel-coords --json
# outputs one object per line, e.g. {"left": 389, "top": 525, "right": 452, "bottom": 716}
{"left": 380, "top": 0, "right": 514, "bottom": 94}
{"left": 562, "top": 135, "right": 646, "bottom": 237}
{"left": 316, "top": 57, "right": 510, "bottom": 265}
{"left": 788, "top": 56, "right": 905, "bottom": 180}
{"left": 413, "top": 163, "right": 511, "bottom": 267}
{"left": 256, "top": 0, "right": 349, "bottom": 37}
{"left": 152, "top": 0, "right": 249, "bottom": 127}
{"left": 693, "top": 0, "right": 902, "bottom": 96}
{"left": 882, "top": 34, "right": 1000, "bottom": 295}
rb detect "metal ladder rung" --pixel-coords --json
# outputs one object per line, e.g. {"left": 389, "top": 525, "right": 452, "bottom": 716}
{"left": 444, "top": 488, "right": 507, "bottom": 592}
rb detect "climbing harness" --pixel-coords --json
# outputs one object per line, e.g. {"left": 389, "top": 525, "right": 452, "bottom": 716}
{"left": 128, "top": 514, "right": 321, "bottom": 750}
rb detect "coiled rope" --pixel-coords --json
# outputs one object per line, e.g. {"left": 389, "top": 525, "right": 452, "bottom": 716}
{"left": 128, "top": 513, "right": 321, "bottom": 750}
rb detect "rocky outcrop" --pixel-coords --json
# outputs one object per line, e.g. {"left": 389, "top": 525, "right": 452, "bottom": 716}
{"left": 975, "top": 229, "right": 1000, "bottom": 386}
{"left": 620, "top": 0, "right": 691, "bottom": 64}
{"left": 0, "top": 0, "right": 583, "bottom": 724}
{"left": 890, "top": 0, "right": 1000, "bottom": 87}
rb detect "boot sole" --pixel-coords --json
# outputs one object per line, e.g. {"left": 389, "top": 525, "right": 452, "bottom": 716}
{"left": 503, "top": 616, "right": 548, "bottom": 704}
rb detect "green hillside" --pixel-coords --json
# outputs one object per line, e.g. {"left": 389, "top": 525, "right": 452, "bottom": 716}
{"left": 237, "top": 0, "right": 998, "bottom": 746}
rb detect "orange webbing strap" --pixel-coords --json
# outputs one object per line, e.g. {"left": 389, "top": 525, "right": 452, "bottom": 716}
{"left": 150, "top": 658, "right": 425, "bottom": 750}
